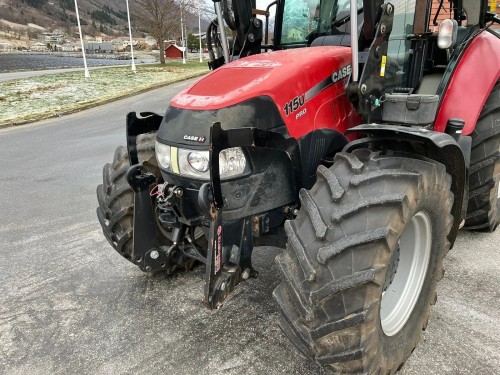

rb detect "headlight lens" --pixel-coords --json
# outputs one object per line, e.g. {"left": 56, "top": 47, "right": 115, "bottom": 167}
{"left": 178, "top": 148, "right": 210, "bottom": 178}
{"left": 155, "top": 141, "right": 171, "bottom": 169}
{"left": 219, "top": 147, "right": 247, "bottom": 178}
{"left": 188, "top": 151, "right": 210, "bottom": 172}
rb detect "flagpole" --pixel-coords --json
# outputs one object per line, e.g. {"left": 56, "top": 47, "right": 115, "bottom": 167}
{"left": 74, "top": 0, "right": 90, "bottom": 78}
{"left": 184, "top": 21, "right": 188, "bottom": 61}
{"left": 181, "top": 1, "right": 186, "bottom": 64}
{"left": 126, "top": 0, "right": 136, "bottom": 72}
{"left": 198, "top": 11, "right": 203, "bottom": 62}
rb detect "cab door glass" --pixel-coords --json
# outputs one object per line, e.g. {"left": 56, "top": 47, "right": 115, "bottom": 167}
{"left": 280, "top": 0, "right": 364, "bottom": 46}
{"left": 358, "top": 0, "right": 418, "bottom": 120}
{"left": 281, "top": 0, "right": 321, "bottom": 46}
{"left": 385, "top": 0, "right": 416, "bottom": 90}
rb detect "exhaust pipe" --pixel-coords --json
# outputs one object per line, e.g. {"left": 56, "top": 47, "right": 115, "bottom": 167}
{"left": 214, "top": 0, "right": 231, "bottom": 64}
{"left": 350, "top": 0, "right": 359, "bottom": 82}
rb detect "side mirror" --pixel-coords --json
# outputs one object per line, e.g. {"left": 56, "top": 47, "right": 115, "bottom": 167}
{"left": 438, "top": 19, "right": 458, "bottom": 49}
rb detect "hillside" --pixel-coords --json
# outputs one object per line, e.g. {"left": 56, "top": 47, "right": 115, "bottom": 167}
{"left": 0, "top": 0, "right": 211, "bottom": 41}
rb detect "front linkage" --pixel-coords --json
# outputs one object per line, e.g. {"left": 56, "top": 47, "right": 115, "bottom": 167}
{"left": 125, "top": 113, "right": 202, "bottom": 274}
{"left": 126, "top": 115, "right": 299, "bottom": 309}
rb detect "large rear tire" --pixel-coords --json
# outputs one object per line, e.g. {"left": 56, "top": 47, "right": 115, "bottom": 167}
{"left": 465, "top": 81, "right": 500, "bottom": 231}
{"left": 273, "top": 149, "right": 454, "bottom": 374}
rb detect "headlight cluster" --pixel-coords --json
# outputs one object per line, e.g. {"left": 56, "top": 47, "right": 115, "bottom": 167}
{"left": 155, "top": 141, "right": 248, "bottom": 180}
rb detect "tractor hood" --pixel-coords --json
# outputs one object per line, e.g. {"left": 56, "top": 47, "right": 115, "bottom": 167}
{"left": 171, "top": 47, "right": 352, "bottom": 111}
{"left": 158, "top": 46, "right": 353, "bottom": 147}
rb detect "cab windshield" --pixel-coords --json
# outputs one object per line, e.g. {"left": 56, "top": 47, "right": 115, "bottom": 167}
{"left": 280, "top": 0, "right": 363, "bottom": 46}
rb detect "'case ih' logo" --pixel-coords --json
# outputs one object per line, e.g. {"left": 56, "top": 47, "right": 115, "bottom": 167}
{"left": 332, "top": 64, "right": 352, "bottom": 83}
{"left": 183, "top": 135, "right": 206, "bottom": 143}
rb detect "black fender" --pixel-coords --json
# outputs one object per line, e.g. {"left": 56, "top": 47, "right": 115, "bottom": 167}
{"left": 344, "top": 124, "right": 467, "bottom": 247}
{"left": 297, "top": 129, "right": 349, "bottom": 189}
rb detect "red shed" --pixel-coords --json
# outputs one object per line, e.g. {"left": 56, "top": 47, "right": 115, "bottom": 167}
{"left": 164, "top": 44, "right": 185, "bottom": 59}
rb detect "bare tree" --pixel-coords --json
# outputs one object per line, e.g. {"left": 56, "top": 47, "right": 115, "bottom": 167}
{"left": 134, "top": 0, "right": 184, "bottom": 64}
{"left": 135, "top": 0, "right": 209, "bottom": 64}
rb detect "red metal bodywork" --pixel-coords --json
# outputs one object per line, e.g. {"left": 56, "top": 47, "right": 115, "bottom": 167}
{"left": 170, "top": 47, "right": 360, "bottom": 139}
{"left": 435, "top": 31, "right": 500, "bottom": 135}
{"left": 171, "top": 31, "right": 500, "bottom": 140}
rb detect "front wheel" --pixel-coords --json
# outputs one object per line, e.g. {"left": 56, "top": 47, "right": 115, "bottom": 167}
{"left": 273, "top": 149, "right": 454, "bottom": 374}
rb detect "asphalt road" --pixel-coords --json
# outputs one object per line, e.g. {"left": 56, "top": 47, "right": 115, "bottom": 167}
{"left": 0, "top": 65, "right": 131, "bottom": 83}
{"left": 0, "top": 79, "right": 499, "bottom": 375}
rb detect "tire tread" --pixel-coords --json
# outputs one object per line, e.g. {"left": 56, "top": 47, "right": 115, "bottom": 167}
{"left": 274, "top": 150, "right": 454, "bottom": 373}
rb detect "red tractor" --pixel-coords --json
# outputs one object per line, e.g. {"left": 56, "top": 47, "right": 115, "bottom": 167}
{"left": 97, "top": 0, "right": 500, "bottom": 372}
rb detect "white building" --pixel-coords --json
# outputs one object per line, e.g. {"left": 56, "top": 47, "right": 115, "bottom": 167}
{"left": 61, "top": 43, "right": 81, "bottom": 52}
{"left": 30, "top": 42, "right": 49, "bottom": 52}
{"left": 37, "top": 31, "right": 64, "bottom": 44}
{"left": 0, "top": 42, "right": 13, "bottom": 51}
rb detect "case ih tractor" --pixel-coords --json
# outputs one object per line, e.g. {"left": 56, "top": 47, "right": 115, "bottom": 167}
{"left": 96, "top": 0, "right": 500, "bottom": 372}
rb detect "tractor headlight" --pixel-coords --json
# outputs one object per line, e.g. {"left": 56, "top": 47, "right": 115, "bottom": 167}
{"left": 188, "top": 151, "right": 210, "bottom": 173}
{"left": 178, "top": 147, "right": 247, "bottom": 179}
{"left": 155, "top": 141, "right": 171, "bottom": 169}
{"left": 219, "top": 147, "right": 247, "bottom": 178}
{"left": 178, "top": 148, "right": 210, "bottom": 178}
{"left": 155, "top": 141, "right": 248, "bottom": 180}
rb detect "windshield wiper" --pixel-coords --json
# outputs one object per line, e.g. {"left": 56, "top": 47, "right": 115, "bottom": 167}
{"left": 433, "top": 0, "right": 448, "bottom": 26}
{"left": 333, "top": 7, "right": 363, "bottom": 28}
{"left": 485, "top": 11, "right": 500, "bottom": 25}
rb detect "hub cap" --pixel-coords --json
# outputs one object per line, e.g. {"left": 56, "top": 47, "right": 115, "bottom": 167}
{"left": 380, "top": 211, "right": 432, "bottom": 336}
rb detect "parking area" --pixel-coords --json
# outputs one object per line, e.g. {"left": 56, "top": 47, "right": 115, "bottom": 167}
{"left": 0, "top": 83, "right": 499, "bottom": 374}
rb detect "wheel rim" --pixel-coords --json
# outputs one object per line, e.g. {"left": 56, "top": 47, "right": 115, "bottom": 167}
{"left": 380, "top": 211, "right": 432, "bottom": 336}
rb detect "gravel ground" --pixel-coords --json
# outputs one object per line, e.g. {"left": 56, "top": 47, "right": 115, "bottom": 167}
{"left": 0, "top": 81, "right": 499, "bottom": 375}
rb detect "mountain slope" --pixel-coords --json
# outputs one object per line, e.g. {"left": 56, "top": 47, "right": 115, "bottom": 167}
{"left": 0, "top": 0, "right": 210, "bottom": 38}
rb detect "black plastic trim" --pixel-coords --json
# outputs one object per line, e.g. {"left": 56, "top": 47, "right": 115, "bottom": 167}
{"left": 126, "top": 112, "right": 164, "bottom": 166}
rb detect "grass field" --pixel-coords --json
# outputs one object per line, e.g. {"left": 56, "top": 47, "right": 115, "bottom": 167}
{"left": 0, "top": 62, "right": 208, "bottom": 127}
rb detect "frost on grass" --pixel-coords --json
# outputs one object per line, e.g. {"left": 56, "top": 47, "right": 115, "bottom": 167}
{"left": 0, "top": 63, "right": 208, "bottom": 126}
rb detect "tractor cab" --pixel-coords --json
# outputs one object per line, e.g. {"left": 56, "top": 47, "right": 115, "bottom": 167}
{"left": 274, "top": 0, "right": 364, "bottom": 49}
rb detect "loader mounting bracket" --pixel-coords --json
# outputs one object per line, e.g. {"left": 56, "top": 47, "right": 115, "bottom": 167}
{"left": 202, "top": 123, "right": 299, "bottom": 308}
{"left": 204, "top": 211, "right": 257, "bottom": 309}
{"left": 126, "top": 164, "right": 164, "bottom": 272}
{"left": 126, "top": 111, "right": 164, "bottom": 166}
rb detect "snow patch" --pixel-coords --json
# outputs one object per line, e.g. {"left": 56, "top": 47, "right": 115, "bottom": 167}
{"left": 27, "top": 23, "right": 46, "bottom": 30}
{"left": 0, "top": 19, "right": 30, "bottom": 30}
{"left": 0, "top": 65, "right": 208, "bottom": 126}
